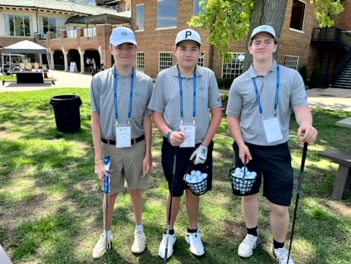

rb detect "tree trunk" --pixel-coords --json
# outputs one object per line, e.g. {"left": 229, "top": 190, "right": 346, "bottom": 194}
{"left": 243, "top": 0, "right": 289, "bottom": 71}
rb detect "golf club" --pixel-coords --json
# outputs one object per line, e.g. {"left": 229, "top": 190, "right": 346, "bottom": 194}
{"left": 103, "top": 156, "right": 111, "bottom": 263}
{"left": 164, "top": 147, "right": 177, "bottom": 263}
{"left": 287, "top": 142, "right": 308, "bottom": 264}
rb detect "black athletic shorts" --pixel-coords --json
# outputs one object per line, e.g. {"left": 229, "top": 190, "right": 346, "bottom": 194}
{"left": 233, "top": 141, "right": 294, "bottom": 206}
{"left": 162, "top": 137, "right": 213, "bottom": 197}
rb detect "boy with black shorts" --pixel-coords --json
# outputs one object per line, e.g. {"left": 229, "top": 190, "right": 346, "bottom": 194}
{"left": 148, "top": 28, "right": 222, "bottom": 259}
{"left": 226, "top": 25, "right": 318, "bottom": 264}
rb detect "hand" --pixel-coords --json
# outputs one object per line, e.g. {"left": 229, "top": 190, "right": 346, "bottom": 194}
{"left": 190, "top": 144, "right": 208, "bottom": 165}
{"left": 95, "top": 163, "right": 110, "bottom": 181}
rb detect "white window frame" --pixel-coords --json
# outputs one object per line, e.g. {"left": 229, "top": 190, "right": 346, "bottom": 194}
{"left": 289, "top": 0, "right": 306, "bottom": 32}
{"left": 284, "top": 55, "right": 299, "bottom": 70}
{"left": 136, "top": 52, "right": 145, "bottom": 72}
{"left": 221, "top": 52, "right": 245, "bottom": 78}
{"left": 158, "top": 52, "right": 173, "bottom": 73}
{"left": 157, "top": 0, "right": 178, "bottom": 29}
{"left": 197, "top": 53, "right": 205, "bottom": 67}
{"left": 136, "top": 4, "right": 145, "bottom": 31}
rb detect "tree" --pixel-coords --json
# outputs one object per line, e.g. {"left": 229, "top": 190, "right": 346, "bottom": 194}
{"left": 189, "top": 0, "right": 344, "bottom": 69}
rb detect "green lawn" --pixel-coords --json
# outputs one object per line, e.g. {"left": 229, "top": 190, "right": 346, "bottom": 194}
{"left": 0, "top": 88, "right": 350, "bottom": 264}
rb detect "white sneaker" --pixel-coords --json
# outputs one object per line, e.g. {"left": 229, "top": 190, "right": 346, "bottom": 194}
{"left": 158, "top": 233, "right": 176, "bottom": 259}
{"left": 185, "top": 230, "right": 205, "bottom": 256}
{"left": 131, "top": 230, "right": 146, "bottom": 254}
{"left": 273, "top": 247, "right": 295, "bottom": 264}
{"left": 92, "top": 233, "right": 112, "bottom": 259}
{"left": 238, "top": 234, "right": 261, "bottom": 258}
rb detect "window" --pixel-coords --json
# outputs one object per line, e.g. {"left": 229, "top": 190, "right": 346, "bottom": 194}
{"left": 284, "top": 55, "right": 299, "bottom": 70}
{"left": 136, "top": 52, "right": 145, "bottom": 72}
{"left": 136, "top": 4, "right": 145, "bottom": 31}
{"left": 221, "top": 53, "right": 245, "bottom": 78}
{"left": 157, "top": 0, "right": 178, "bottom": 28}
{"left": 290, "top": 0, "right": 305, "bottom": 31}
{"left": 5, "top": 14, "right": 32, "bottom": 37}
{"left": 39, "top": 16, "right": 66, "bottom": 39}
{"left": 194, "top": 0, "right": 207, "bottom": 16}
{"left": 159, "top": 52, "right": 173, "bottom": 72}
{"left": 197, "top": 53, "right": 205, "bottom": 67}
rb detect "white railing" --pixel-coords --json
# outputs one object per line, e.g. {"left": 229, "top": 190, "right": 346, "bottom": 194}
{"left": 84, "top": 27, "right": 96, "bottom": 37}
{"left": 67, "top": 29, "right": 77, "bottom": 38}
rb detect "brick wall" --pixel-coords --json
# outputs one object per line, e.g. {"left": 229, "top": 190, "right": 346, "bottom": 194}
{"left": 132, "top": 0, "right": 323, "bottom": 78}
{"left": 334, "top": 0, "right": 351, "bottom": 30}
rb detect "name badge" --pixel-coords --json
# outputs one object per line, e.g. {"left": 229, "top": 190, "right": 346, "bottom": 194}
{"left": 262, "top": 117, "right": 283, "bottom": 143}
{"left": 116, "top": 124, "right": 131, "bottom": 148}
{"left": 179, "top": 123, "right": 196, "bottom": 148}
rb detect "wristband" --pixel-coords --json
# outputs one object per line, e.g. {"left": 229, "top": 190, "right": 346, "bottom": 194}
{"left": 166, "top": 130, "right": 173, "bottom": 143}
{"left": 95, "top": 160, "right": 104, "bottom": 165}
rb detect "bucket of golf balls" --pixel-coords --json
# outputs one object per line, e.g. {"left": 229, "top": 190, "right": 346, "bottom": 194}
{"left": 183, "top": 170, "right": 208, "bottom": 196}
{"left": 230, "top": 166, "right": 257, "bottom": 195}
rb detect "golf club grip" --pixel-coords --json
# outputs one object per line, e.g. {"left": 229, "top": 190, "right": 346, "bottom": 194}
{"left": 300, "top": 142, "right": 308, "bottom": 172}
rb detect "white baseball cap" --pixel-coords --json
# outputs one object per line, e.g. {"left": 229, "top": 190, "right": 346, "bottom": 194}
{"left": 250, "top": 25, "right": 276, "bottom": 41}
{"left": 175, "top": 29, "right": 201, "bottom": 46}
{"left": 110, "top": 27, "right": 137, "bottom": 46}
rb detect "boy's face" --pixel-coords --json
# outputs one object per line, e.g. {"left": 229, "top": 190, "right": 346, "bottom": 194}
{"left": 109, "top": 43, "right": 137, "bottom": 68}
{"left": 174, "top": 40, "right": 201, "bottom": 70}
{"left": 248, "top": 32, "right": 277, "bottom": 62}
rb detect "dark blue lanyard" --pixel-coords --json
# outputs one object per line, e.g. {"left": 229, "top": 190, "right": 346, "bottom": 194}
{"left": 113, "top": 67, "right": 134, "bottom": 124}
{"left": 177, "top": 66, "right": 197, "bottom": 123}
{"left": 252, "top": 66, "right": 280, "bottom": 118}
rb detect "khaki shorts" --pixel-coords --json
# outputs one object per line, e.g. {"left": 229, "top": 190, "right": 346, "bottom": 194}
{"left": 102, "top": 140, "right": 150, "bottom": 194}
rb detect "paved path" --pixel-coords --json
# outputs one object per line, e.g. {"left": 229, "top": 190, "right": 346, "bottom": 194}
{"left": 1, "top": 70, "right": 351, "bottom": 112}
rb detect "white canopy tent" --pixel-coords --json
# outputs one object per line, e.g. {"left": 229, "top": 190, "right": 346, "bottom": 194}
{"left": 1, "top": 40, "right": 51, "bottom": 74}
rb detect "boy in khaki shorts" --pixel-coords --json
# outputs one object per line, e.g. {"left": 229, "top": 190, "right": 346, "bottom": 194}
{"left": 90, "top": 27, "right": 153, "bottom": 259}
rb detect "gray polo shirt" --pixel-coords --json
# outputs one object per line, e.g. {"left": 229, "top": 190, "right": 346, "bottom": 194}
{"left": 226, "top": 60, "right": 308, "bottom": 146}
{"left": 148, "top": 65, "right": 222, "bottom": 144}
{"left": 90, "top": 67, "right": 153, "bottom": 140}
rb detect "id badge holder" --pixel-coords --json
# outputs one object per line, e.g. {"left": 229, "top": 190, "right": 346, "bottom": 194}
{"left": 262, "top": 116, "right": 283, "bottom": 144}
{"left": 116, "top": 123, "right": 131, "bottom": 148}
{"left": 179, "top": 123, "right": 196, "bottom": 148}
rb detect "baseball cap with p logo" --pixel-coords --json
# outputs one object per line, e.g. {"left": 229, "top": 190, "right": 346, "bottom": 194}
{"left": 175, "top": 29, "right": 202, "bottom": 46}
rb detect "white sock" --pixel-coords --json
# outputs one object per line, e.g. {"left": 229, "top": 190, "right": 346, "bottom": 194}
{"left": 136, "top": 224, "right": 143, "bottom": 232}
{"left": 104, "top": 230, "right": 112, "bottom": 238}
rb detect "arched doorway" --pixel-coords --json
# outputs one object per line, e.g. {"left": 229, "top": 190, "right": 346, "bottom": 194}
{"left": 68, "top": 49, "right": 80, "bottom": 72}
{"left": 53, "top": 50, "right": 64, "bottom": 70}
{"left": 84, "top": 49, "right": 100, "bottom": 73}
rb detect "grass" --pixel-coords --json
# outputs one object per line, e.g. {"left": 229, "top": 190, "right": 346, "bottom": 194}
{"left": 0, "top": 88, "right": 350, "bottom": 264}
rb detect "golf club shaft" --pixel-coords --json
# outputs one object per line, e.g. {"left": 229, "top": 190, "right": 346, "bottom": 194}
{"left": 104, "top": 156, "right": 111, "bottom": 263}
{"left": 164, "top": 147, "right": 177, "bottom": 263}
{"left": 287, "top": 142, "right": 308, "bottom": 264}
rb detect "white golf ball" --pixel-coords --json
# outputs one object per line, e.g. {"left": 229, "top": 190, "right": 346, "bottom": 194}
{"left": 195, "top": 170, "right": 201, "bottom": 176}
{"left": 202, "top": 173, "right": 208, "bottom": 179}
{"left": 191, "top": 170, "right": 196, "bottom": 176}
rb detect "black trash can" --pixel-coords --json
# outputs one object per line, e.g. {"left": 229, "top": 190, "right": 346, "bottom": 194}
{"left": 50, "top": 95, "right": 82, "bottom": 133}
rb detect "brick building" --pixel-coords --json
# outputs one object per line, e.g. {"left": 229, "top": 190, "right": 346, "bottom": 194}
{"left": 0, "top": 0, "right": 131, "bottom": 73}
{"left": 1, "top": 0, "right": 350, "bottom": 87}
{"left": 131, "top": 0, "right": 351, "bottom": 88}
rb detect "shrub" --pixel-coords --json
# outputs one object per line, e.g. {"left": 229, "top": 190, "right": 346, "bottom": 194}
{"left": 217, "top": 78, "right": 234, "bottom": 90}
{"left": 309, "top": 64, "right": 321, "bottom": 88}
{"left": 299, "top": 65, "right": 308, "bottom": 85}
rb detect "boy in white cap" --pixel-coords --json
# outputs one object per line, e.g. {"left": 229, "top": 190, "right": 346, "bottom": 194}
{"left": 90, "top": 26, "right": 153, "bottom": 259}
{"left": 148, "top": 28, "right": 222, "bottom": 259}
{"left": 226, "top": 25, "right": 318, "bottom": 264}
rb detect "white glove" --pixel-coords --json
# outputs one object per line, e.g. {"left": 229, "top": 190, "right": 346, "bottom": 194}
{"left": 190, "top": 144, "right": 208, "bottom": 165}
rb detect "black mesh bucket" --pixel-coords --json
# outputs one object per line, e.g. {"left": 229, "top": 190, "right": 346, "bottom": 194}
{"left": 229, "top": 167, "right": 257, "bottom": 196}
{"left": 183, "top": 166, "right": 208, "bottom": 196}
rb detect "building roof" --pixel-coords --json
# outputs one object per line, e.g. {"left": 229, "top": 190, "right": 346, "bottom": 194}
{"left": 0, "top": 0, "right": 131, "bottom": 17}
